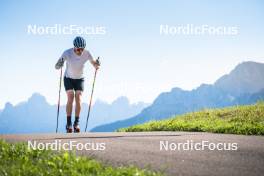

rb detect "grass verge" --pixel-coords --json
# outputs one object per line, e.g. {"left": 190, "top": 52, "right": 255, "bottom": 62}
{"left": 118, "top": 102, "right": 264, "bottom": 135}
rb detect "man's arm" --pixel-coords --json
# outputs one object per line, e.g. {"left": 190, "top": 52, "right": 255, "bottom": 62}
{"left": 55, "top": 57, "right": 65, "bottom": 70}
{"left": 90, "top": 58, "right": 100, "bottom": 70}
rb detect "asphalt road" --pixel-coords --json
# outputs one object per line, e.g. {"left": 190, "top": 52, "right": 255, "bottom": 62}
{"left": 1, "top": 132, "right": 264, "bottom": 176}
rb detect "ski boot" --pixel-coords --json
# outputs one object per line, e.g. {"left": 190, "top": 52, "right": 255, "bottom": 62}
{"left": 66, "top": 123, "right": 73, "bottom": 133}
{"left": 73, "top": 122, "right": 80, "bottom": 133}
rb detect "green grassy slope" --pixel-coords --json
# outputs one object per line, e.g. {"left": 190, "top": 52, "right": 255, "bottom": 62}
{"left": 118, "top": 102, "right": 264, "bottom": 135}
{"left": 0, "top": 140, "right": 161, "bottom": 176}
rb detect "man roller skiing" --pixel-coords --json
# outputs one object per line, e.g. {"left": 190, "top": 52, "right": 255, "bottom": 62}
{"left": 55, "top": 36, "right": 100, "bottom": 133}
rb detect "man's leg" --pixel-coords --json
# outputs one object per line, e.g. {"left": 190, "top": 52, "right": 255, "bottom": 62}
{"left": 66, "top": 90, "right": 74, "bottom": 131}
{"left": 75, "top": 90, "right": 82, "bottom": 117}
{"left": 74, "top": 90, "right": 82, "bottom": 132}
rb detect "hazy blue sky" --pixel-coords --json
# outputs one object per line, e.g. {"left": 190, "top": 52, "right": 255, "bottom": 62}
{"left": 0, "top": 0, "right": 263, "bottom": 109}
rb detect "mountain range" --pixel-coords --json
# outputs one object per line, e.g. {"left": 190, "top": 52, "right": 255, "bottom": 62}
{"left": 0, "top": 95, "right": 148, "bottom": 134}
{"left": 91, "top": 61, "right": 264, "bottom": 132}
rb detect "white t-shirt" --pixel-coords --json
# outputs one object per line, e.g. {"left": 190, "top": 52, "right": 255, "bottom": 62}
{"left": 60, "top": 48, "right": 93, "bottom": 79}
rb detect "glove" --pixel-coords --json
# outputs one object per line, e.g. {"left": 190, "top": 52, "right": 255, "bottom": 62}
{"left": 55, "top": 57, "right": 64, "bottom": 69}
{"left": 96, "top": 58, "right": 101, "bottom": 66}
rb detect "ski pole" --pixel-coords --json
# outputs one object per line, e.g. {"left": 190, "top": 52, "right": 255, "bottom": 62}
{"left": 56, "top": 67, "right": 63, "bottom": 133}
{"left": 85, "top": 57, "right": 100, "bottom": 132}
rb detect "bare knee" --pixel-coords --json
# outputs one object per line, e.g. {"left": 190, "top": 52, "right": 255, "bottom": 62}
{"left": 75, "top": 91, "right": 82, "bottom": 104}
{"left": 67, "top": 91, "right": 74, "bottom": 105}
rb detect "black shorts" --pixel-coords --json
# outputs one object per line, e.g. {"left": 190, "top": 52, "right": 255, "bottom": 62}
{"left": 64, "top": 77, "right": 84, "bottom": 91}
